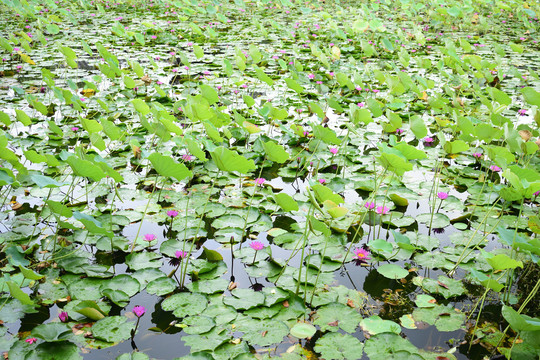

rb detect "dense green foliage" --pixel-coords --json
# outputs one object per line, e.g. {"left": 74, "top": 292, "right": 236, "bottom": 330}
{"left": 1, "top": 0, "right": 540, "bottom": 359}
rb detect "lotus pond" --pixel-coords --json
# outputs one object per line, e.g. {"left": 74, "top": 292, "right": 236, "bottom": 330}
{"left": 1, "top": 0, "right": 540, "bottom": 359}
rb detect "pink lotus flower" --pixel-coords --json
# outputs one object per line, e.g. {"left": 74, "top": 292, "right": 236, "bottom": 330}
{"left": 308, "top": 73, "right": 315, "bottom": 79}
{"left": 330, "top": 147, "right": 338, "bottom": 155}
{"left": 472, "top": 152, "right": 482, "bottom": 159}
{"left": 255, "top": 178, "right": 266, "bottom": 186}
{"left": 58, "top": 311, "right": 68, "bottom": 323}
{"left": 490, "top": 165, "right": 501, "bottom": 172}
{"left": 353, "top": 248, "right": 371, "bottom": 261}
{"left": 175, "top": 250, "right": 187, "bottom": 259}
{"left": 365, "top": 202, "right": 376, "bottom": 210}
{"left": 319, "top": 179, "right": 326, "bottom": 184}
{"left": 249, "top": 241, "right": 265, "bottom": 251}
{"left": 518, "top": 109, "right": 527, "bottom": 116}
{"left": 437, "top": 192, "right": 448, "bottom": 200}
{"left": 395, "top": 128, "right": 404, "bottom": 135}
{"left": 167, "top": 210, "right": 179, "bottom": 218}
{"left": 25, "top": 338, "right": 37, "bottom": 344}
{"left": 71, "top": 127, "right": 79, "bottom": 131}
{"left": 143, "top": 234, "right": 156, "bottom": 242}
{"left": 376, "top": 206, "right": 389, "bottom": 215}
{"left": 133, "top": 305, "right": 145, "bottom": 317}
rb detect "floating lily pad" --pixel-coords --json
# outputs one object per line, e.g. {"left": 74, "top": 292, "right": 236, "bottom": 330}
{"left": 360, "top": 315, "right": 401, "bottom": 335}
{"left": 313, "top": 303, "right": 362, "bottom": 333}
{"left": 314, "top": 332, "right": 364, "bottom": 360}
{"left": 162, "top": 293, "right": 208, "bottom": 318}
{"left": 146, "top": 276, "right": 176, "bottom": 296}
{"left": 223, "top": 289, "right": 265, "bottom": 310}
{"left": 92, "top": 316, "right": 135, "bottom": 343}
{"left": 183, "top": 315, "right": 216, "bottom": 335}
{"left": 238, "top": 318, "right": 289, "bottom": 347}
{"left": 290, "top": 322, "right": 316, "bottom": 339}
{"left": 377, "top": 264, "right": 409, "bottom": 280}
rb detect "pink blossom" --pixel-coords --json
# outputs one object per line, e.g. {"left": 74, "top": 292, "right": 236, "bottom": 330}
{"left": 353, "top": 248, "right": 371, "bottom": 261}
{"left": 175, "top": 250, "right": 187, "bottom": 259}
{"left": 437, "top": 192, "right": 449, "bottom": 200}
{"left": 132, "top": 306, "right": 145, "bottom": 317}
{"left": 143, "top": 234, "right": 156, "bottom": 242}
{"left": 364, "top": 202, "right": 375, "bottom": 210}
{"left": 58, "top": 311, "right": 68, "bottom": 323}
{"left": 376, "top": 206, "right": 389, "bottom": 215}
{"left": 249, "top": 241, "right": 265, "bottom": 251}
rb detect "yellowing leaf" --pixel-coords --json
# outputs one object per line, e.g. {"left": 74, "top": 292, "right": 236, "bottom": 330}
{"left": 243, "top": 121, "right": 260, "bottom": 134}
{"left": 18, "top": 51, "right": 35, "bottom": 65}
{"left": 81, "top": 88, "right": 95, "bottom": 97}
{"left": 331, "top": 46, "right": 341, "bottom": 60}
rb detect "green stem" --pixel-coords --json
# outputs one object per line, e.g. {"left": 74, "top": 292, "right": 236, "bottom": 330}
{"left": 129, "top": 174, "right": 160, "bottom": 253}
{"left": 180, "top": 171, "right": 220, "bottom": 288}
{"left": 273, "top": 205, "right": 314, "bottom": 285}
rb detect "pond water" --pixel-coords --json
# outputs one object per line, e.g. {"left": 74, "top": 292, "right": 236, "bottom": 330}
{"left": 1, "top": 0, "right": 540, "bottom": 360}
